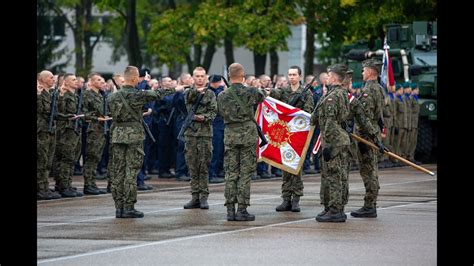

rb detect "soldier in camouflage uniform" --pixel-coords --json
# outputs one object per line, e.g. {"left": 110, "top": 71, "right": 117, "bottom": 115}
{"left": 350, "top": 59, "right": 386, "bottom": 218}
{"left": 82, "top": 73, "right": 110, "bottom": 195}
{"left": 182, "top": 67, "right": 217, "bottom": 209}
{"left": 107, "top": 66, "right": 179, "bottom": 218}
{"left": 393, "top": 84, "right": 407, "bottom": 159}
{"left": 270, "top": 65, "right": 313, "bottom": 212}
{"left": 217, "top": 63, "right": 265, "bottom": 221}
{"left": 408, "top": 83, "right": 420, "bottom": 161}
{"left": 311, "top": 64, "right": 350, "bottom": 223}
{"left": 54, "top": 74, "right": 84, "bottom": 197}
{"left": 37, "top": 70, "right": 61, "bottom": 200}
{"left": 403, "top": 82, "right": 412, "bottom": 159}
{"left": 316, "top": 68, "right": 379, "bottom": 220}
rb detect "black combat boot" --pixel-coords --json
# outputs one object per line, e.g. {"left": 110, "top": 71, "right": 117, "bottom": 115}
{"left": 235, "top": 208, "right": 255, "bottom": 221}
{"left": 121, "top": 207, "right": 144, "bottom": 218}
{"left": 183, "top": 194, "right": 200, "bottom": 209}
{"left": 316, "top": 206, "right": 329, "bottom": 219}
{"left": 275, "top": 198, "right": 292, "bottom": 212}
{"left": 200, "top": 196, "right": 209, "bottom": 209}
{"left": 291, "top": 196, "right": 301, "bottom": 212}
{"left": 350, "top": 206, "right": 377, "bottom": 218}
{"left": 115, "top": 208, "right": 123, "bottom": 218}
{"left": 60, "top": 188, "right": 78, "bottom": 198}
{"left": 227, "top": 206, "right": 236, "bottom": 221}
{"left": 37, "top": 190, "right": 61, "bottom": 200}
{"left": 83, "top": 185, "right": 101, "bottom": 195}
{"left": 315, "top": 207, "right": 346, "bottom": 223}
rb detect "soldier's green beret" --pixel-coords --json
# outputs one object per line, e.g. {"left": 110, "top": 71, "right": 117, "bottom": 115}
{"left": 362, "top": 58, "right": 383, "bottom": 73}
{"left": 395, "top": 83, "right": 402, "bottom": 89}
{"left": 402, "top": 82, "right": 411, "bottom": 88}
{"left": 327, "top": 63, "right": 348, "bottom": 78}
{"left": 410, "top": 82, "right": 418, "bottom": 89}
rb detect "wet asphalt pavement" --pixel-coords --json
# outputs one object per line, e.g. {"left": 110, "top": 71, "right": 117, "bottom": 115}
{"left": 37, "top": 164, "right": 437, "bottom": 265}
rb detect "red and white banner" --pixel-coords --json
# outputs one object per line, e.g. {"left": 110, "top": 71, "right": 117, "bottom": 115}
{"left": 256, "top": 97, "right": 315, "bottom": 175}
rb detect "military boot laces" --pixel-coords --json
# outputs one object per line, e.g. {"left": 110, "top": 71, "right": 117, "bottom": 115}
{"left": 291, "top": 196, "right": 301, "bottom": 212}
{"left": 183, "top": 195, "right": 200, "bottom": 209}
{"left": 275, "top": 199, "right": 292, "bottom": 212}
{"left": 121, "top": 208, "right": 144, "bottom": 218}
{"left": 227, "top": 207, "right": 236, "bottom": 221}
{"left": 315, "top": 208, "right": 346, "bottom": 223}
{"left": 199, "top": 197, "right": 209, "bottom": 209}
{"left": 350, "top": 206, "right": 377, "bottom": 218}
{"left": 235, "top": 208, "right": 255, "bottom": 221}
{"left": 316, "top": 206, "right": 329, "bottom": 218}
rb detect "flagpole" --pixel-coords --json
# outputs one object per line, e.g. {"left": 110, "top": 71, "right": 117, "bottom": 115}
{"left": 350, "top": 133, "right": 436, "bottom": 176}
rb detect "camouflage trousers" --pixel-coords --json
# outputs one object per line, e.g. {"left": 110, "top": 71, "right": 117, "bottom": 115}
{"left": 37, "top": 131, "right": 56, "bottom": 192}
{"left": 111, "top": 142, "right": 144, "bottom": 209}
{"left": 281, "top": 170, "right": 304, "bottom": 200}
{"left": 319, "top": 146, "right": 349, "bottom": 211}
{"left": 54, "top": 128, "right": 81, "bottom": 190}
{"left": 357, "top": 142, "right": 380, "bottom": 208}
{"left": 408, "top": 127, "right": 418, "bottom": 160}
{"left": 84, "top": 130, "right": 105, "bottom": 187}
{"left": 184, "top": 136, "right": 212, "bottom": 198}
{"left": 224, "top": 144, "right": 256, "bottom": 208}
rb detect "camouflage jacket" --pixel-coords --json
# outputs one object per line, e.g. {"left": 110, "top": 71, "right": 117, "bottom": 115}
{"left": 183, "top": 86, "right": 217, "bottom": 137}
{"left": 217, "top": 83, "right": 265, "bottom": 146}
{"left": 357, "top": 80, "right": 384, "bottom": 136}
{"left": 270, "top": 84, "right": 313, "bottom": 113}
{"left": 37, "top": 89, "right": 55, "bottom": 133}
{"left": 349, "top": 94, "right": 379, "bottom": 138}
{"left": 313, "top": 85, "right": 350, "bottom": 149}
{"left": 56, "top": 90, "right": 77, "bottom": 131}
{"left": 83, "top": 89, "right": 106, "bottom": 133}
{"left": 108, "top": 85, "right": 175, "bottom": 144}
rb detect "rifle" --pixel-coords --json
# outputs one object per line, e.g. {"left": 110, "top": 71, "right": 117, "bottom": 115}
{"left": 103, "top": 92, "right": 109, "bottom": 137}
{"left": 74, "top": 85, "right": 85, "bottom": 135}
{"left": 111, "top": 78, "right": 156, "bottom": 142}
{"left": 288, "top": 75, "right": 318, "bottom": 107}
{"left": 177, "top": 77, "right": 214, "bottom": 142}
{"left": 47, "top": 78, "right": 60, "bottom": 133}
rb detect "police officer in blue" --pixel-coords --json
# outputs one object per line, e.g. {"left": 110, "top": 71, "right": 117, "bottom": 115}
{"left": 208, "top": 74, "right": 226, "bottom": 183}
{"left": 156, "top": 77, "right": 177, "bottom": 178}
{"left": 172, "top": 73, "right": 193, "bottom": 181}
{"left": 135, "top": 68, "right": 154, "bottom": 190}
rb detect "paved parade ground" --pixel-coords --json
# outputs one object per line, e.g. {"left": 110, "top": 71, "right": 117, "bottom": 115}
{"left": 37, "top": 164, "right": 437, "bottom": 265}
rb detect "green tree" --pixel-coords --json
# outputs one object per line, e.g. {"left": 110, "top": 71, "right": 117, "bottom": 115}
{"left": 50, "top": 0, "right": 106, "bottom": 77}
{"left": 37, "top": 0, "right": 69, "bottom": 73}
{"left": 238, "top": 0, "right": 302, "bottom": 76}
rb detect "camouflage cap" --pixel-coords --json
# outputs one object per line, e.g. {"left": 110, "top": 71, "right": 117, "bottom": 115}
{"left": 327, "top": 63, "right": 348, "bottom": 78}
{"left": 362, "top": 58, "right": 383, "bottom": 73}
{"left": 346, "top": 68, "right": 354, "bottom": 75}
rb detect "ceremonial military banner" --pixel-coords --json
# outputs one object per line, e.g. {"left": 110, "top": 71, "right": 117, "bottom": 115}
{"left": 256, "top": 97, "right": 315, "bottom": 175}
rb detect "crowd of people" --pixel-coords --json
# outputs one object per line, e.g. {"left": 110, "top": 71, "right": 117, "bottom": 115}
{"left": 37, "top": 59, "right": 421, "bottom": 222}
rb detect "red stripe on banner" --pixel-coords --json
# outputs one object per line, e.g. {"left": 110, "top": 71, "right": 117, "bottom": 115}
{"left": 348, "top": 92, "right": 354, "bottom": 103}
{"left": 263, "top": 99, "right": 300, "bottom": 116}
{"left": 261, "top": 141, "right": 283, "bottom": 164}
{"left": 287, "top": 130, "right": 309, "bottom": 157}
{"left": 312, "top": 134, "right": 321, "bottom": 154}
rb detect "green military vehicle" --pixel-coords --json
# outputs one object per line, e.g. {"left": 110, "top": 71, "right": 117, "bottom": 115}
{"left": 344, "top": 21, "right": 437, "bottom": 162}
